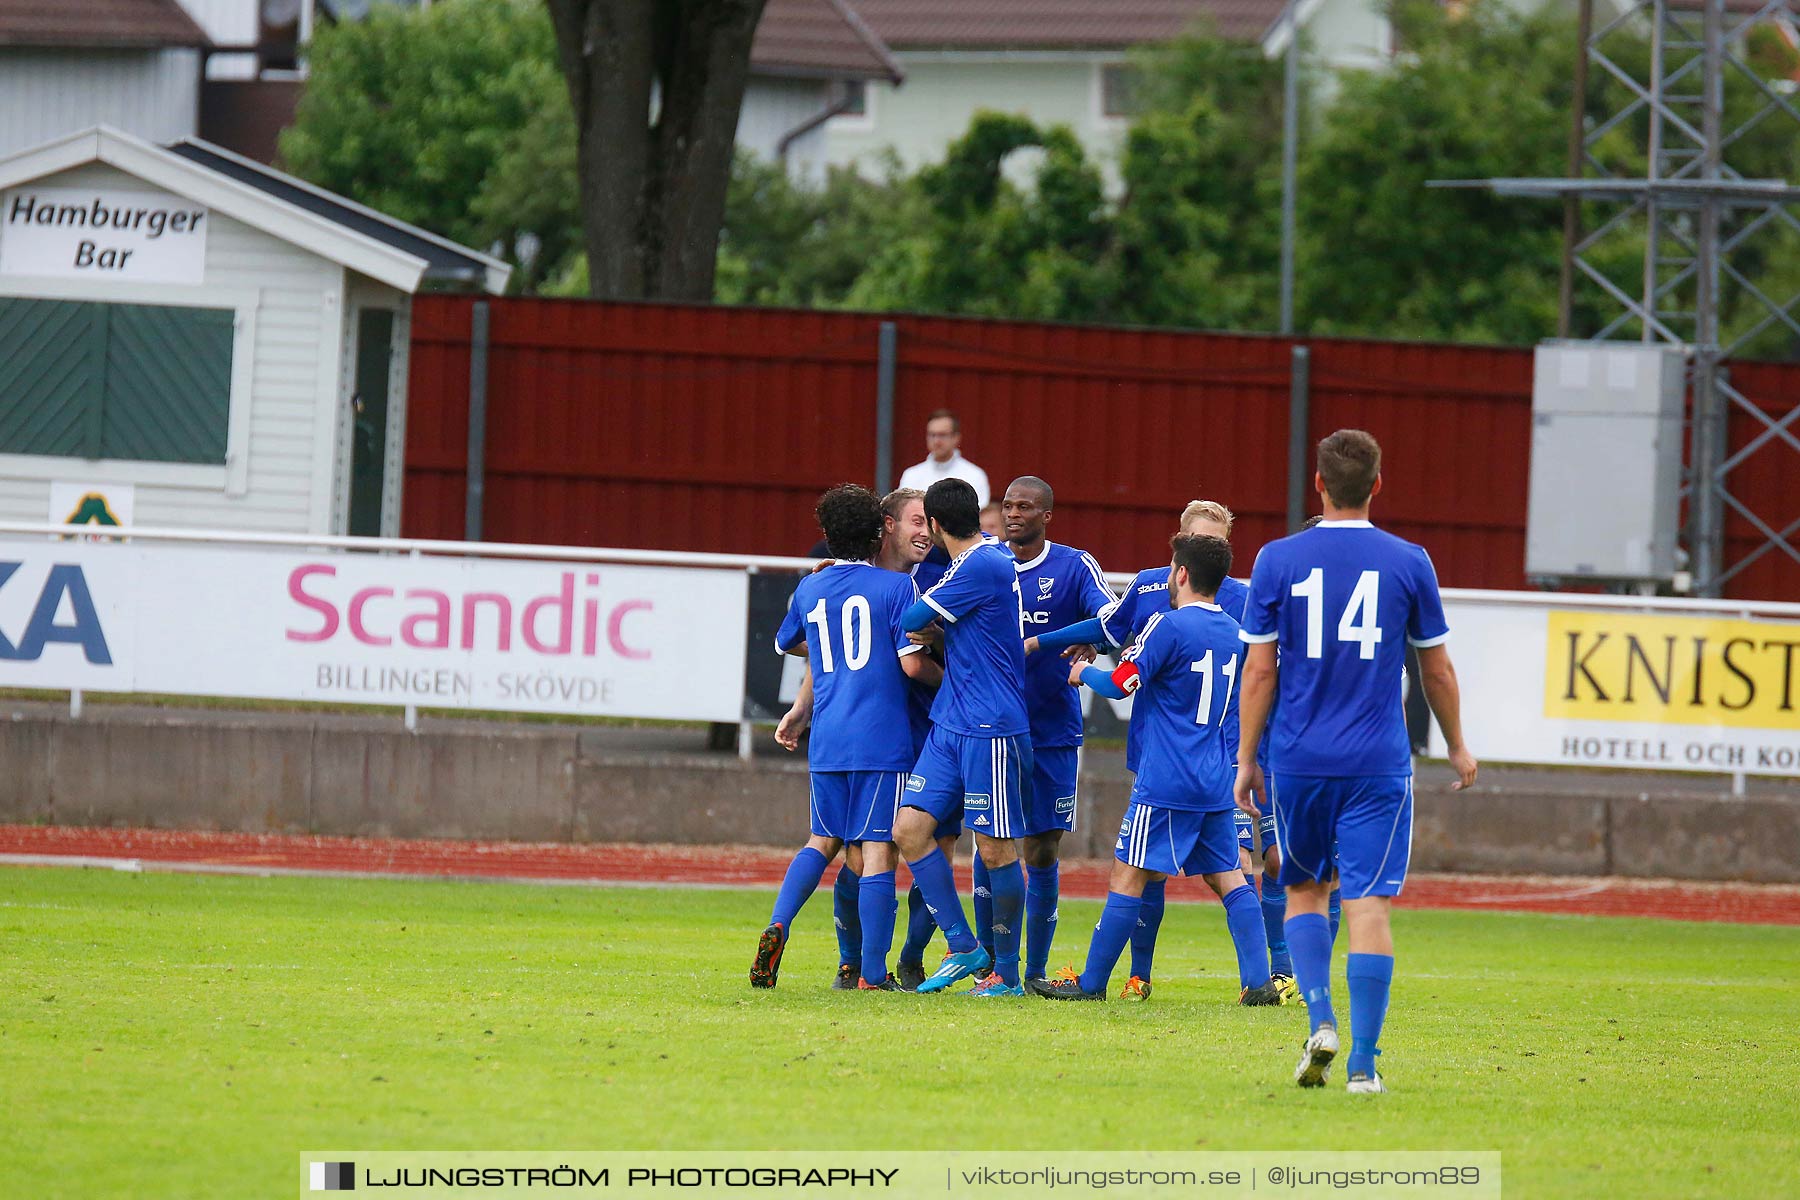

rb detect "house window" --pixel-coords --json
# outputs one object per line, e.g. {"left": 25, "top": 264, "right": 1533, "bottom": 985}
{"left": 1100, "top": 63, "right": 1142, "bottom": 119}
{"left": 0, "top": 298, "right": 234, "bottom": 465}
{"left": 839, "top": 79, "right": 868, "bottom": 118}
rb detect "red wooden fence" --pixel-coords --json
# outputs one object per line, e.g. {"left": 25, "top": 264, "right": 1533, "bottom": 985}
{"left": 404, "top": 296, "right": 1798, "bottom": 599}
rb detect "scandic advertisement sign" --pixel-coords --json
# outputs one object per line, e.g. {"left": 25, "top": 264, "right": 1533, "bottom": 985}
{"left": 1431, "top": 601, "right": 1800, "bottom": 777}
{"left": 0, "top": 538, "right": 747, "bottom": 722}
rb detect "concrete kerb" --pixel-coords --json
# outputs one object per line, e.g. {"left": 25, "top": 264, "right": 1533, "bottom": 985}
{"left": 0, "top": 702, "right": 1794, "bottom": 883}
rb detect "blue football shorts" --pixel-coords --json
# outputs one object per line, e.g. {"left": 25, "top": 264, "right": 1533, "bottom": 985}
{"left": 1022, "top": 745, "right": 1079, "bottom": 837}
{"left": 905, "top": 726, "right": 1031, "bottom": 840}
{"left": 1270, "top": 772, "right": 1413, "bottom": 898}
{"left": 809, "top": 770, "right": 908, "bottom": 843}
{"left": 1114, "top": 798, "right": 1241, "bottom": 878}
{"left": 1234, "top": 808, "right": 1280, "bottom": 855}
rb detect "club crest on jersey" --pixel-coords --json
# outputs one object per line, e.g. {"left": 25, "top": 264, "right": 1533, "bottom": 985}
{"left": 1037, "top": 577, "right": 1054, "bottom": 600}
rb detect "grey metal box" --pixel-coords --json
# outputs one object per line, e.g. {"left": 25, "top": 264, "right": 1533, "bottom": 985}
{"left": 1527, "top": 341, "right": 1686, "bottom": 582}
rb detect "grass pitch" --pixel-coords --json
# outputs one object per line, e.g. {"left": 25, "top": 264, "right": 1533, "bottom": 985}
{"left": 3, "top": 866, "right": 1795, "bottom": 1199}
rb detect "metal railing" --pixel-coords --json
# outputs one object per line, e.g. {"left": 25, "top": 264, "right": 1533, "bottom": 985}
{"left": 4, "top": 522, "right": 1796, "bottom": 766}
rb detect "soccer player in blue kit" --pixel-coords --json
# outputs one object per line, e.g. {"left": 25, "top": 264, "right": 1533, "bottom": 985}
{"left": 1029, "top": 534, "right": 1284, "bottom": 1005}
{"left": 1028, "top": 500, "right": 1295, "bottom": 998}
{"left": 1234, "top": 430, "right": 1478, "bottom": 1092}
{"left": 893, "top": 504, "right": 1003, "bottom": 988}
{"left": 893, "top": 478, "right": 1034, "bottom": 996}
{"left": 754, "top": 485, "right": 944, "bottom": 991}
{"left": 999, "top": 476, "right": 1115, "bottom": 983}
{"left": 775, "top": 488, "right": 940, "bottom": 988}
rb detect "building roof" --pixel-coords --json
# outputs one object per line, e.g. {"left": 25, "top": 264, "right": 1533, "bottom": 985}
{"left": 167, "top": 138, "right": 510, "bottom": 292}
{"left": 0, "top": 0, "right": 210, "bottom": 49}
{"left": 845, "top": 0, "right": 1287, "bottom": 49}
{"left": 753, "top": 0, "right": 905, "bottom": 83}
{"left": 0, "top": 127, "right": 508, "bottom": 294}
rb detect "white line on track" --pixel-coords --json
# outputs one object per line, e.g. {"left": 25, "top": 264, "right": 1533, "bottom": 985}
{"left": 0, "top": 853, "right": 765, "bottom": 891}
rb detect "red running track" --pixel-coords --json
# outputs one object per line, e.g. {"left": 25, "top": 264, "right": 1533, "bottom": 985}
{"left": 3, "top": 824, "right": 1797, "bottom": 926}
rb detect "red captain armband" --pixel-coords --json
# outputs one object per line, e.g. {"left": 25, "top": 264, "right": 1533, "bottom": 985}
{"left": 1112, "top": 661, "right": 1141, "bottom": 694}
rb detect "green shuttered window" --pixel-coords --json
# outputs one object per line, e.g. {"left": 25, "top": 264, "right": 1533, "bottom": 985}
{"left": 0, "top": 297, "right": 234, "bottom": 465}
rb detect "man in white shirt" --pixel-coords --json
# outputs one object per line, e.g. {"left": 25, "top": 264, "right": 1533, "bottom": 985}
{"left": 897, "top": 409, "right": 990, "bottom": 507}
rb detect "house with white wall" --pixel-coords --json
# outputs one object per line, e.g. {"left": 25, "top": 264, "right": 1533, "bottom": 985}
{"left": 182, "top": 0, "right": 903, "bottom": 174}
{"left": 739, "top": 0, "right": 906, "bottom": 181}
{"left": 822, "top": 0, "right": 1394, "bottom": 182}
{"left": 0, "top": 0, "right": 210, "bottom": 161}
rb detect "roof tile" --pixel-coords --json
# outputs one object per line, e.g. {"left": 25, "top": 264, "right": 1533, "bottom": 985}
{"left": 753, "top": 0, "right": 905, "bottom": 82}
{"left": 0, "top": 0, "right": 210, "bottom": 48}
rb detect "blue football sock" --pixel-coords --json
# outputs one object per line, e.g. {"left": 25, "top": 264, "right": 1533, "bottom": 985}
{"left": 1222, "top": 884, "right": 1272, "bottom": 990}
{"left": 899, "top": 883, "right": 935, "bottom": 965}
{"left": 1079, "top": 891, "right": 1143, "bottom": 995}
{"left": 1024, "top": 862, "right": 1060, "bottom": 980}
{"left": 987, "top": 859, "right": 1025, "bottom": 987}
{"left": 1129, "top": 879, "right": 1166, "bottom": 981}
{"left": 1261, "top": 872, "right": 1292, "bottom": 976}
{"left": 769, "top": 846, "right": 831, "bottom": 930}
{"left": 1346, "top": 952, "right": 1394, "bottom": 1079}
{"left": 857, "top": 871, "right": 898, "bottom": 985}
{"left": 1329, "top": 888, "right": 1343, "bottom": 947}
{"left": 971, "top": 852, "right": 995, "bottom": 961}
{"left": 832, "top": 866, "right": 861, "bottom": 967}
{"left": 1286, "top": 912, "right": 1337, "bottom": 1034}
{"left": 906, "top": 848, "right": 976, "bottom": 953}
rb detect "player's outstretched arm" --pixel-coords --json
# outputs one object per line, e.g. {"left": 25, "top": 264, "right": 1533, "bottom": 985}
{"left": 1417, "top": 644, "right": 1478, "bottom": 790}
{"left": 1069, "top": 659, "right": 1133, "bottom": 699}
{"left": 1033, "top": 616, "right": 1112, "bottom": 655}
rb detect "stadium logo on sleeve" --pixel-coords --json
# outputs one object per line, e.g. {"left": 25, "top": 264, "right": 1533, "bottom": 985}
{"left": 309, "top": 1162, "right": 355, "bottom": 1191}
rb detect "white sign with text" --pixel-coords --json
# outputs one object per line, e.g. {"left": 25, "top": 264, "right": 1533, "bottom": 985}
{"left": 1, "top": 187, "right": 209, "bottom": 284}
{"left": 0, "top": 538, "right": 749, "bottom": 722}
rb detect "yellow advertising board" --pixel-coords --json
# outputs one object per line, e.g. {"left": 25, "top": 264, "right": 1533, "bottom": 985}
{"left": 1544, "top": 609, "right": 1800, "bottom": 731}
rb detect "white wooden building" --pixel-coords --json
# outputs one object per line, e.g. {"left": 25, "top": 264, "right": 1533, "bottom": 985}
{"left": 0, "top": 127, "right": 507, "bottom": 538}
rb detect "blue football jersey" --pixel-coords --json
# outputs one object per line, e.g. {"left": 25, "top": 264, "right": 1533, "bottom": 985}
{"left": 1240, "top": 520, "right": 1450, "bottom": 777}
{"left": 1217, "top": 575, "right": 1250, "bottom": 622}
{"left": 912, "top": 544, "right": 952, "bottom": 594}
{"left": 1015, "top": 541, "right": 1114, "bottom": 748}
{"left": 919, "top": 540, "right": 1030, "bottom": 738}
{"left": 1098, "top": 566, "right": 1167, "bottom": 649}
{"left": 1118, "top": 602, "right": 1244, "bottom": 812}
{"left": 1101, "top": 567, "right": 1249, "bottom": 646}
{"left": 1101, "top": 566, "right": 1251, "bottom": 773}
{"left": 775, "top": 562, "right": 921, "bottom": 772}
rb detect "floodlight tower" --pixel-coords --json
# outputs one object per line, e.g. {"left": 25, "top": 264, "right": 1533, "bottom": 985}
{"left": 1449, "top": 0, "right": 1800, "bottom": 596}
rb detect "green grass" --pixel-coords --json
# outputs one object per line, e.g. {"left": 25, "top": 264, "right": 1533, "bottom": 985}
{"left": 3, "top": 867, "right": 1795, "bottom": 1198}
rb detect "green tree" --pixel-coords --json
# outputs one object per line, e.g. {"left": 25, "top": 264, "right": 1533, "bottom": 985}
{"left": 1294, "top": 0, "right": 1578, "bottom": 343}
{"left": 715, "top": 154, "right": 918, "bottom": 307}
{"left": 279, "top": 0, "right": 572, "bottom": 288}
{"left": 1124, "top": 27, "right": 1288, "bottom": 322}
